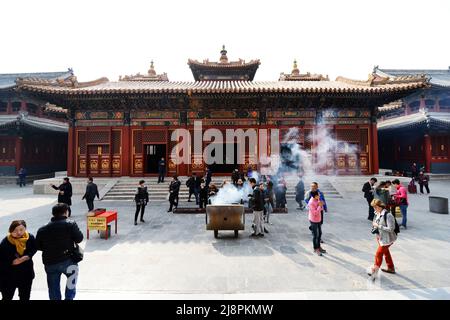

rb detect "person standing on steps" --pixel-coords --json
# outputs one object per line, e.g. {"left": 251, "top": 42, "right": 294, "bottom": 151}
{"left": 51, "top": 177, "right": 73, "bottom": 217}
{"left": 167, "top": 175, "right": 181, "bottom": 212}
{"left": 157, "top": 157, "right": 166, "bottom": 183}
{"left": 134, "top": 180, "right": 149, "bottom": 225}
{"left": 186, "top": 173, "right": 196, "bottom": 202}
{"left": 82, "top": 177, "right": 99, "bottom": 212}
{"left": 362, "top": 177, "right": 377, "bottom": 221}
{"left": 0, "top": 220, "right": 37, "bottom": 300}
{"left": 205, "top": 166, "right": 212, "bottom": 187}
{"left": 295, "top": 177, "right": 305, "bottom": 210}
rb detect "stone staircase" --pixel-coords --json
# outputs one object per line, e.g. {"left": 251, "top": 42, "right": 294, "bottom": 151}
{"left": 102, "top": 176, "right": 342, "bottom": 202}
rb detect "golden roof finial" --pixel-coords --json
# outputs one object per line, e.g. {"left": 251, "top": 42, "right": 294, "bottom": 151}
{"left": 292, "top": 59, "right": 300, "bottom": 75}
{"left": 148, "top": 60, "right": 156, "bottom": 76}
{"left": 220, "top": 45, "right": 228, "bottom": 63}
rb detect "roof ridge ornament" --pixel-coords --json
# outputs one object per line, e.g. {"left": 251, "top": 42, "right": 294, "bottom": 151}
{"left": 119, "top": 61, "right": 169, "bottom": 81}
{"left": 220, "top": 45, "right": 228, "bottom": 64}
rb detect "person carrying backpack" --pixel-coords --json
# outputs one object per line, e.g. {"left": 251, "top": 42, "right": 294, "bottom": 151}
{"left": 368, "top": 199, "right": 399, "bottom": 279}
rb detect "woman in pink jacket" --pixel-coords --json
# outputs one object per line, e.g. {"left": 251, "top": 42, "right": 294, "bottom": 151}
{"left": 308, "top": 191, "right": 326, "bottom": 256}
{"left": 392, "top": 179, "right": 408, "bottom": 229}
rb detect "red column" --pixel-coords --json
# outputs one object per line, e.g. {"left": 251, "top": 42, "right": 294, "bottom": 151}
{"left": 20, "top": 101, "right": 27, "bottom": 112}
{"left": 15, "top": 136, "right": 23, "bottom": 173}
{"left": 370, "top": 123, "right": 379, "bottom": 174}
{"left": 424, "top": 134, "right": 432, "bottom": 173}
{"left": 67, "top": 126, "right": 75, "bottom": 176}
{"left": 122, "top": 126, "right": 131, "bottom": 176}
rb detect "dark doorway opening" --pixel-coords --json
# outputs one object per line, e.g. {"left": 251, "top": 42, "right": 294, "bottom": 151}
{"left": 208, "top": 143, "right": 239, "bottom": 174}
{"left": 144, "top": 144, "right": 166, "bottom": 174}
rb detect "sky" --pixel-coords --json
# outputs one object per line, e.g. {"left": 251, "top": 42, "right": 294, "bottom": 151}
{"left": 0, "top": 0, "right": 449, "bottom": 82}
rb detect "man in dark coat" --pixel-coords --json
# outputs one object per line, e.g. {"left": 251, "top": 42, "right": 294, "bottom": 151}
{"left": 51, "top": 177, "right": 73, "bottom": 217}
{"left": 186, "top": 173, "right": 196, "bottom": 203}
{"left": 275, "top": 180, "right": 287, "bottom": 208}
{"left": 231, "top": 169, "right": 240, "bottom": 185}
{"left": 18, "top": 168, "right": 27, "bottom": 187}
{"left": 204, "top": 166, "right": 212, "bottom": 187}
{"left": 362, "top": 177, "right": 377, "bottom": 221}
{"left": 295, "top": 178, "right": 305, "bottom": 210}
{"left": 168, "top": 175, "right": 181, "bottom": 212}
{"left": 36, "top": 203, "right": 83, "bottom": 300}
{"left": 199, "top": 182, "right": 208, "bottom": 209}
{"left": 82, "top": 177, "right": 99, "bottom": 211}
{"left": 134, "top": 180, "right": 149, "bottom": 225}
{"left": 248, "top": 178, "right": 265, "bottom": 237}
{"left": 158, "top": 157, "right": 166, "bottom": 183}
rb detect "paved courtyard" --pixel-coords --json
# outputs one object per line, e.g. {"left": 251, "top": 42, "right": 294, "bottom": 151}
{"left": 1, "top": 177, "right": 450, "bottom": 299}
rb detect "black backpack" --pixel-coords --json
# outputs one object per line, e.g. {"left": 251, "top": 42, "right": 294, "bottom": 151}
{"left": 384, "top": 212, "right": 400, "bottom": 235}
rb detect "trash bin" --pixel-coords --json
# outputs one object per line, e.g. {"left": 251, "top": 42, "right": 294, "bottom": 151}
{"left": 429, "top": 197, "right": 449, "bottom": 214}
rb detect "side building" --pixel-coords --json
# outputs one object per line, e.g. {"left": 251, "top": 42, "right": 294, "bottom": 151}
{"left": 0, "top": 70, "right": 70, "bottom": 175}
{"left": 375, "top": 66, "right": 450, "bottom": 173}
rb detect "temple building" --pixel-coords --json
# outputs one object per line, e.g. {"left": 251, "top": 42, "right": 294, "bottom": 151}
{"left": 16, "top": 48, "right": 427, "bottom": 177}
{"left": 375, "top": 67, "right": 450, "bottom": 173}
{"left": 0, "top": 71, "right": 70, "bottom": 175}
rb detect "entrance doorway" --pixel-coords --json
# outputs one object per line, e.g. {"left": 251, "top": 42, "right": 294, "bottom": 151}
{"left": 208, "top": 143, "right": 239, "bottom": 174}
{"left": 144, "top": 144, "right": 166, "bottom": 174}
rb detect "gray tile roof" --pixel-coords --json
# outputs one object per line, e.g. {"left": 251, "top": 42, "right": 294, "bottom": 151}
{"left": 0, "top": 113, "right": 68, "bottom": 132}
{"left": 0, "top": 69, "right": 73, "bottom": 90}
{"left": 375, "top": 66, "right": 450, "bottom": 87}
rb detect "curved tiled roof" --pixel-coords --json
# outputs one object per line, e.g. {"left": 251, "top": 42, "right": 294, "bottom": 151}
{"left": 0, "top": 69, "right": 73, "bottom": 90}
{"left": 17, "top": 75, "right": 427, "bottom": 96}
{"left": 374, "top": 66, "right": 450, "bottom": 87}
{"left": 0, "top": 112, "right": 67, "bottom": 132}
{"left": 378, "top": 111, "right": 450, "bottom": 131}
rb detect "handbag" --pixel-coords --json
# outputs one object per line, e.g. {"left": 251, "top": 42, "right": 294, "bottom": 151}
{"left": 70, "top": 243, "right": 84, "bottom": 263}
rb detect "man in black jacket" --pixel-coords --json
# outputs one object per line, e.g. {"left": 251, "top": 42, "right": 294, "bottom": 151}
{"left": 362, "top": 177, "right": 377, "bottom": 221}
{"left": 134, "top": 180, "right": 149, "bottom": 225}
{"left": 186, "top": 173, "right": 196, "bottom": 203}
{"left": 82, "top": 177, "right": 99, "bottom": 211}
{"left": 51, "top": 177, "right": 73, "bottom": 217}
{"left": 248, "top": 178, "right": 265, "bottom": 237}
{"left": 36, "top": 203, "right": 83, "bottom": 300}
{"left": 158, "top": 157, "right": 166, "bottom": 183}
{"left": 168, "top": 175, "right": 181, "bottom": 212}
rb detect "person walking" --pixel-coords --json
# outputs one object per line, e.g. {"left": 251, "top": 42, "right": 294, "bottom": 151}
{"left": 392, "top": 179, "right": 408, "bottom": 229}
{"left": 134, "top": 180, "right": 149, "bottom": 225}
{"left": 167, "top": 175, "right": 181, "bottom": 212}
{"left": 264, "top": 181, "right": 275, "bottom": 225}
{"left": 18, "top": 168, "right": 27, "bottom": 187}
{"left": 248, "top": 178, "right": 265, "bottom": 237}
{"left": 0, "top": 220, "right": 37, "bottom": 300}
{"left": 82, "top": 177, "right": 99, "bottom": 212}
{"left": 308, "top": 191, "right": 326, "bottom": 256}
{"left": 157, "top": 157, "right": 166, "bottom": 183}
{"left": 418, "top": 171, "right": 430, "bottom": 194}
{"left": 295, "top": 177, "right": 305, "bottom": 210}
{"left": 199, "top": 182, "right": 208, "bottom": 209}
{"left": 36, "top": 203, "right": 84, "bottom": 300}
{"left": 186, "top": 173, "right": 196, "bottom": 202}
{"left": 51, "top": 177, "right": 73, "bottom": 217}
{"left": 368, "top": 199, "right": 398, "bottom": 278}
{"left": 362, "top": 177, "right": 377, "bottom": 221}
{"left": 205, "top": 166, "right": 212, "bottom": 187}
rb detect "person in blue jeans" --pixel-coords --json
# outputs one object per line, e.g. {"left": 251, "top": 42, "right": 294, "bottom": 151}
{"left": 36, "top": 203, "right": 83, "bottom": 300}
{"left": 392, "top": 179, "right": 408, "bottom": 229}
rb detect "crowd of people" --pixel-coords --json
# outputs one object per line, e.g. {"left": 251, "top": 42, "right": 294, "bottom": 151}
{"left": 2, "top": 164, "right": 426, "bottom": 300}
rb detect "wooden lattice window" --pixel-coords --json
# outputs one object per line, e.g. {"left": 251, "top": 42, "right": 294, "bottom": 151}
{"left": 87, "top": 131, "right": 109, "bottom": 144}
{"left": 112, "top": 130, "right": 121, "bottom": 155}
{"left": 133, "top": 130, "right": 143, "bottom": 154}
{"left": 432, "top": 136, "right": 449, "bottom": 157}
{"left": 143, "top": 130, "right": 166, "bottom": 144}
{"left": 304, "top": 129, "right": 313, "bottom": 151}
{"left": 0, "top": 101, "right": 7, "bottom": 113}
{"left": 12, "top": 102, "right": 21, "bottom": 112}
{"left": 336, "top": 129, "right": 359, "bottom": 142}
{"left": 78, "top": 131, "right": 86, "bottom": 154}
{"left": 360, "top": 129, "right": 368, "bottom": 153}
